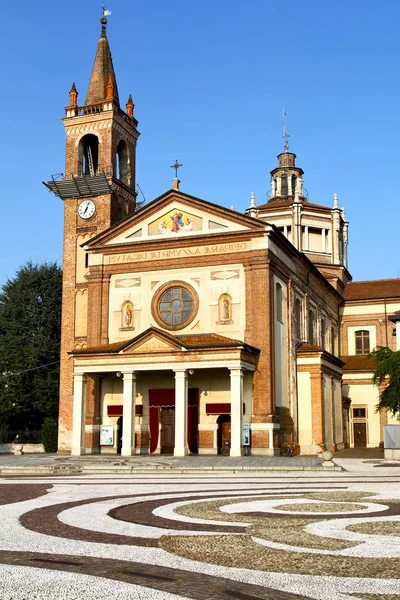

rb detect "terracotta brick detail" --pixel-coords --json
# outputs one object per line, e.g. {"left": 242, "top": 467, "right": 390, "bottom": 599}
{"left": 198, "top": 430, "right": 214, "bottom": 448}
{"left": 251, "top": 430, "right": 269, "bottom": 448}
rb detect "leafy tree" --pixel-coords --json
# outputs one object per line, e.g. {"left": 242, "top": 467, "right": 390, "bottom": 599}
{"left": 0, "top": 261, "right": 62, "bottom": 430}
{"left": 371, "top": 346, "right": 400, "bottom": 416}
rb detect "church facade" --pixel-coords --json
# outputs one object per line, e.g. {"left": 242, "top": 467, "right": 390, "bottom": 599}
{"left": 46, "top": 17, "right": 400, "bottom": 457}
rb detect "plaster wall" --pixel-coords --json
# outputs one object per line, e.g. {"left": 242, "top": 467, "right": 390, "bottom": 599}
{"left": 108, "top": 264, "right": 245, "bottom": 342}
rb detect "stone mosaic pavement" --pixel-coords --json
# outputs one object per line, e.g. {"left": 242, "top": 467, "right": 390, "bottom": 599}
{"left": 0, "top": 459, "right": 399, "bottom": 599}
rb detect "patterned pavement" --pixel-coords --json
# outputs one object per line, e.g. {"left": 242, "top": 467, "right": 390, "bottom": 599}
{"left": 0, "top": 459, "right": 399, "bottom": 600}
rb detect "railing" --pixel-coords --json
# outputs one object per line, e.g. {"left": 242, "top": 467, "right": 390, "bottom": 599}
{"left": 267, "top": 188, "right": 309, "bottom": 199}
{"left": 65, "top": 103, "right": 137, "bottom": 126}
{"left": 51, "top": 165, "right": 114, "bottom": 181}
{"left": 0, "top": 429, "right": 42, "bottom": 444}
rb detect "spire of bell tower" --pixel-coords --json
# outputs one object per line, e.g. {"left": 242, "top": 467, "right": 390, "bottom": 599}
{"left": 86, "top": 11, "right": 119, "bottom": 105}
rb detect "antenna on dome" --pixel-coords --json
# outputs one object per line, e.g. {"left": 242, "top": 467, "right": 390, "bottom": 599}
{"left": 283, "top": 107, "right": 290, "bottom": 153}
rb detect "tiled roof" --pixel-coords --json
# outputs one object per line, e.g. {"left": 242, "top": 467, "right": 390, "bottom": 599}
{"left": 297, "top": 343, "right": 324, "bottom": 352}
{"left": 70, "top": 329, "right": 259, "bottom": 355}
{"left": 341, "top": 355, "right": 376, "bottom": 372}
{"left": 176, "top": 333, "right": 243, "bottom": 348}
{"left": 343, "top": 279, "right": 400, "bottom": 301}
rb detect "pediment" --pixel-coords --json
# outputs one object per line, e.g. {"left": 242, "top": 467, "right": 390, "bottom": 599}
{"left": 121, "top": 329, "right": 183, "bottom": 354}
{"left": 84, "top": 190, "right": 266, "bottom": 249}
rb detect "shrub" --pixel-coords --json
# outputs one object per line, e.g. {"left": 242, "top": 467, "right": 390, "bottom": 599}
{"left": 0, "top": 425, "right": 8, "bottom": 443}
{"left": 41, "top": 418, "right": 58, "bottom": 453}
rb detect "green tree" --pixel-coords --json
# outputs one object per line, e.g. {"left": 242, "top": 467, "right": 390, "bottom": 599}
{"left": 371, "top": 346, "right": 400, "bottom": 416}
{"left": 0, "top": 261, "right": 62, "bottom": 430}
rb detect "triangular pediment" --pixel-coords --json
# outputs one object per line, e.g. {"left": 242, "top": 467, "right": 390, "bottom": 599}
{"left": 120, "top": 328, "right": 184, "bottom": 354}
{"left": 84, "top": 189, "right": 266, "bottom": 249}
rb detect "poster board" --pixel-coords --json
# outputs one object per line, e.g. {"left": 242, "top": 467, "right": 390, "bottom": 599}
{"left": 100, "top": 425, "right": 114, "bottom": 446}
{"left": 242, "top": 423, "right": 250, "bottom": 446}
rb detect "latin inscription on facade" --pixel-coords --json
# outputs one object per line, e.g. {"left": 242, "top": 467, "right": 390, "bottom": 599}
{"left": 106, "top": 242, "right": 249, "bottom": 265}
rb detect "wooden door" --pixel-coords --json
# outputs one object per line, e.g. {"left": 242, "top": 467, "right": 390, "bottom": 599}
{"left": 160, "top": 407, "right": 175, "bottom": 454}
{"left": 353, "top": 422, "right": 367, "bottom": 447}
{"left": 221, "top": 419, "right": 231, "bottom": 455}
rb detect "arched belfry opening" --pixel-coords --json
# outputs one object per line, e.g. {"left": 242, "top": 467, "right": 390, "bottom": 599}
{"left": 78, "top": 134, "right": 99, "bottom": 177}
{"left": 116, "top": 140, "right": 129, "bottom": 186}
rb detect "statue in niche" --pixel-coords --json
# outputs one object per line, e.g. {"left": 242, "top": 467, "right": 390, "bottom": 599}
{"left": 219, "top": 294, "right": 231, "bottom": 322}
{"left": 122, "top": 301, "right": 133, "bottom": 328}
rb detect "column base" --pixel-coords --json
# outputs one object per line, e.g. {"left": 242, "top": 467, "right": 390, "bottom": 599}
{"left": 230, "top": 447, "right": 244, "bottom": 457}
{"left": 71, "top": 448, "right": 85, "bottom": 456}
{"left": 174, "top": 447, "right": 189, "bottom": 457}
{"left": 121, "top": 448, "right": 135, "bottom": 457}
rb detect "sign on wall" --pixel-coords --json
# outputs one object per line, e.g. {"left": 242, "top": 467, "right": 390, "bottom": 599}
{"left": 242, "top": 423, "right": 250, "bottom": 446}
{"left": 100, "top": 425, "right": 114, "bottom": 446}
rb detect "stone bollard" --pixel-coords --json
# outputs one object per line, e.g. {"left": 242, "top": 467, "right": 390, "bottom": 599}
{"left": 321, "top": 450, "right": 334, "bottom": 467}
{"left": 13, "top": 443, "right": 23, "bottom": 456}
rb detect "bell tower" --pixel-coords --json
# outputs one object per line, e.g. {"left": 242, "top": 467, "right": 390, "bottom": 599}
{"left": 44, "top": 13, "right": 140, "bottom": 452}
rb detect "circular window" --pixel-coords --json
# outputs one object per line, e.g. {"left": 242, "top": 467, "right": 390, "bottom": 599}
{"left": 152, "top": 282, "right": 198, "bottom": 331}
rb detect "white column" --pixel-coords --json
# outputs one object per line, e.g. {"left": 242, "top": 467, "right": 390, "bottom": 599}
{"left": 276, "top": 177, "right": 282, "bottom": 196}
{"left": 287, "top": 176, "right": 292, "bottom": 196}
{"left": 121, "top": 372, "right": 136, "bottom": 456}
{"left": 174, "top": 369, "right": 188, "bottom": 456}
{"left": 327, "top": 228, "right": 332, "bottom": 254}
{"left": 271, "top": 179, "right": 276, "bottom": 197}
{"left": 230, "top": 368, "right": 244, "bottom": 457}
{"left": 322, "top": 229, "right": 326, "bottom": 252}
{"left": 284, "top": 225, "right": 288, "bottom": 238}
{"left": 71, "top": 373, "right": 87, "bottom": 456}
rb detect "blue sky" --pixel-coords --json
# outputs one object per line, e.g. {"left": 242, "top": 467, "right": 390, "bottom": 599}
{"left": 0, "top": 0, "right": 399, "bottom": 285}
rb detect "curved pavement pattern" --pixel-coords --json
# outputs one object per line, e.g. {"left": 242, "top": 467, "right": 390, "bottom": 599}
{"left": 0, "top": 462, "right": 399, "bottom": 600}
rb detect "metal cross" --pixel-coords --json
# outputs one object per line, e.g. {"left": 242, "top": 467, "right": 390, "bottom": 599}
{"left": 171, "top": 160, "right": 182, "bottom": 178}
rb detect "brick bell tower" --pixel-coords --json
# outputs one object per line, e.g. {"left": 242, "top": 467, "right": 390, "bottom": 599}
{"left": 44, "top": 12, "right": 140, "bottom": 452}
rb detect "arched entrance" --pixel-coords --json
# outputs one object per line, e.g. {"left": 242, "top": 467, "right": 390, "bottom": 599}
{"left": 116, "top": 416, "right": 123, "bottom": 454}
{"left": 217, "top": 414, "right": 231, "bottom": 455}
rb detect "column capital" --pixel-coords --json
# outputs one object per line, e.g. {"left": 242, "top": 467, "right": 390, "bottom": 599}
{"left": 121, "top": 371, "right": 137, "bottom": 380}
{"left": 229, "top": 368, "right": 244, "bottom": 378}
{"left": 174, "top": 369, "right": 188, "bottom": 378}
{"left": 73, "top": 372, "right": 87, "bottom": 381}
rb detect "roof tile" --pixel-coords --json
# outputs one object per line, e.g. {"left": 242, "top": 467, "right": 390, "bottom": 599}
{"left": 343, "top": 279, "right": 400, "bottom": 301}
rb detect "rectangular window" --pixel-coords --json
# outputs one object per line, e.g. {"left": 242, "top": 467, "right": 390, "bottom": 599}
{"left": 355, "top": 330, "right": 370, "bottom": 355}
{"left": 353, "top": 407, "right": 366, "bottom": 419}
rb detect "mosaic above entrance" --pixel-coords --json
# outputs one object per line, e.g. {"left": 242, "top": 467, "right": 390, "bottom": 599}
{"left": 148, "top": 208, "right": 203, "bottom": 236}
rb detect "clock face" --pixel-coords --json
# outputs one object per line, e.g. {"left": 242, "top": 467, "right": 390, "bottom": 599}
{"left": 78, "top": 200, "right": 96, "bottom": 220}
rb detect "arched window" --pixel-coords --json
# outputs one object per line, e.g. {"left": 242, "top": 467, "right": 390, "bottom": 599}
{"left": 355, "top": 330, "right": 370, "bottom": 355}
{"left": 78, "top": 134, "right": 99, "bottom": 176}
{"left": 295, "top": 299, "right": 302, "bottom": 339}
{"left": 116, "top": 140, "right": 129, "bottom": 185}
{"left": 281, "top": 174, "right": 288, "bottom": 196}
{"left": 121, "top": 301, "right": 134, "bottom": 329}
{"left": 331, "top": 327, "right": 335, "bottom": 354}
{"left": 276, "top": 283, "right": 283, "bottom": 323}
{"left": 308, "top": 310, "right": 314, "bottom": 344}
{"left": 291, "top": 175, "right": 297, "bottom": 196}
{"left": 218, "top": 294, "right": 232, "bottom": 322}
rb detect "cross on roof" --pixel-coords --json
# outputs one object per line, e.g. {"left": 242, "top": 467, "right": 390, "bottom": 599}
{"left": 171, "top": 160, "right": 182, "bottom": 179}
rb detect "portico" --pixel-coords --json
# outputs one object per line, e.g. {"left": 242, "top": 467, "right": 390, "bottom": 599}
{"left": 70, "top": 328, "right": 259, "bottom": 457}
